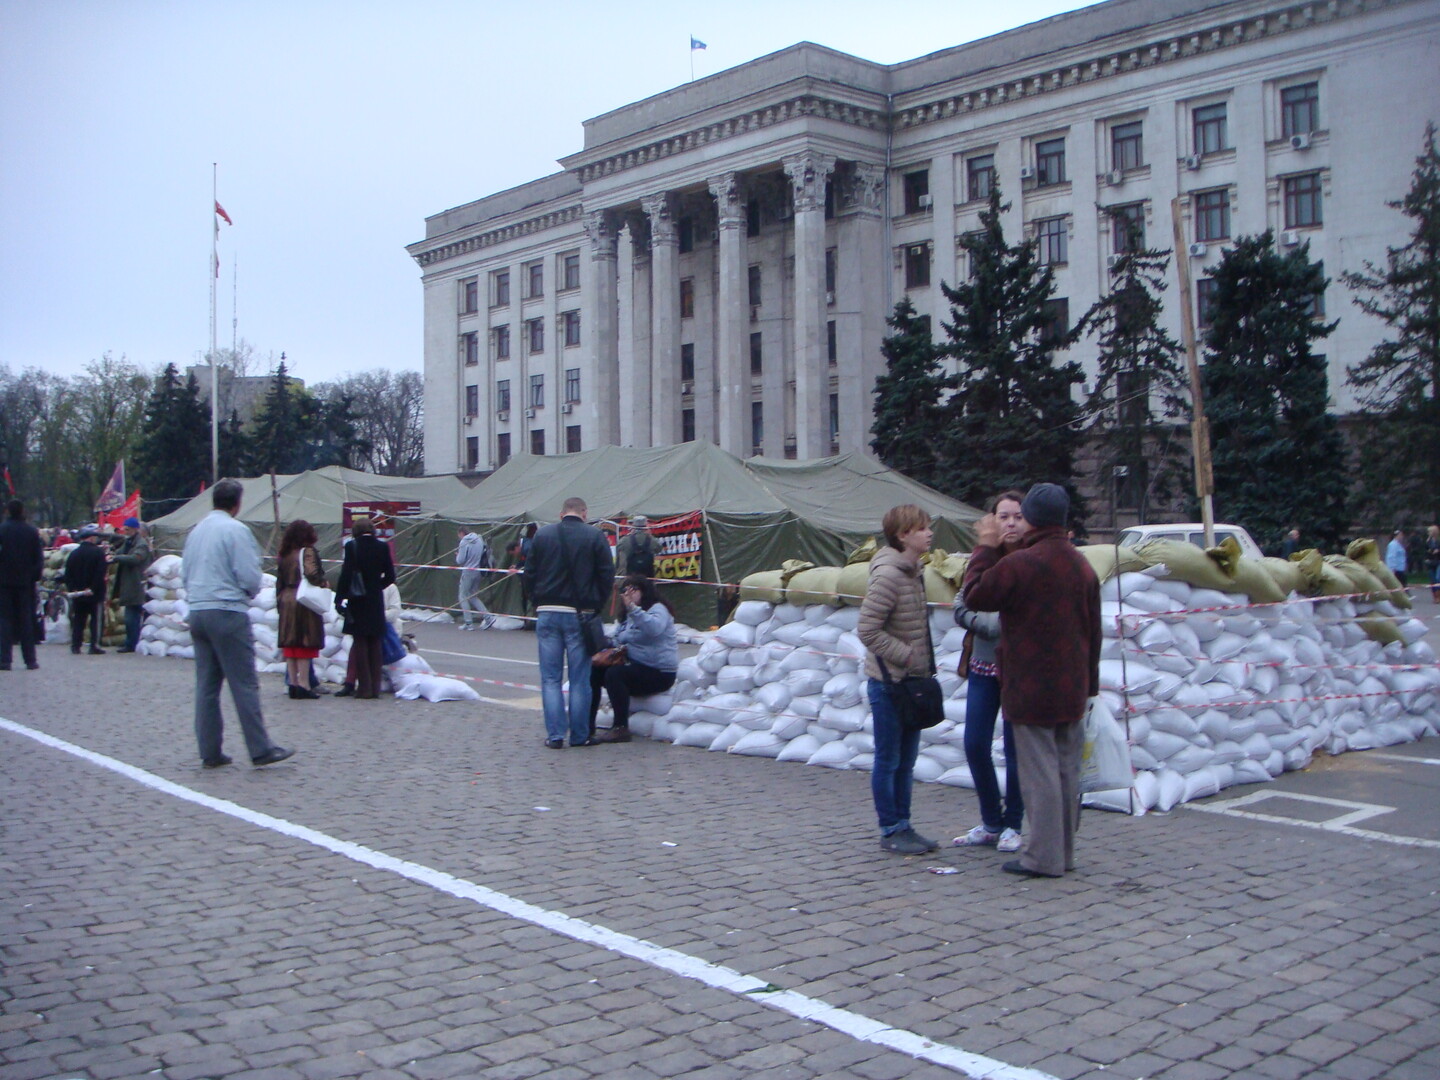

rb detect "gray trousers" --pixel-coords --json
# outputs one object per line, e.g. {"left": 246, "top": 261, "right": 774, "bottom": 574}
{"left": 1011, "top": 718, "right": 1084, "bottom": 876}
{"left": 190, "top": 608, "right": 274, "bottom": 762}
{"left": 458, "top": 569, "right": 491, "bottom": 626}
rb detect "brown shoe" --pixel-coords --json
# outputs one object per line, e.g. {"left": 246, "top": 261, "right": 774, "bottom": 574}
{"left": 593, "top": 727, "right": 632, "bottom": 743}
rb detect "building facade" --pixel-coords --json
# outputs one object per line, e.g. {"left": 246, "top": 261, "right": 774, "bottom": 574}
{"left": 409, "top": 0, "right": 1439, "bottom": 481}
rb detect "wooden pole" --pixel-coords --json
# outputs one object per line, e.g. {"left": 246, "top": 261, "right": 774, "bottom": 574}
{"left": 1170, "top": 198, "right": 1215, "bottom": 548}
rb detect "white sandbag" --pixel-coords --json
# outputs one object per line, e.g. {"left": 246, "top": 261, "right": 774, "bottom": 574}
{"left": 714, "top": 666, "right": 755, "bottom": 693}
{"left": 1132, "top": 769, "right": 1160, "bottom": 810}
{"left": 726, "top": 704, "right": 773, "bottom": 732}
{"left": 848, "top": 752, "right": 875, "bottom": 772}
{"left": 1205, "top": 633, "right": 1248, "bottom": 662}
{"left": 693, "top": 692, "right": 753, "bottom": 727}
{"left": 835, "top": 631, "right": 866, "bottom": 664}
{"left": 392, "top": 674, "right": 480, "bottom": 702}
{"left": 941, "top": 627, "right": 968, "bottom": 653}
{"left": 936, "top": 765, "right": 977, "bottom": 788}
{"left": 922, "top": 743, "right": 966, "bottom": 770}
{"left": 1128, "top": 746, "right": 1161, "bottom": 771}
{"left": 769, "top": 713, "right": 809, "bottom": 740}
{"left": 806, "top": 741, "right": 856, "bottom": 769}
{"left": 822, "top": 672, "right": 863, "bottom": 709}
{"left": 730, "top": 731, "right": 785, "bottom": 757}
{"left": 253, "top": 590, "right": 277, "bottom": 612}
{"left": 817, "top": 703, "right": 869, "bottom": 733}
{"left": 696, "top": 639, "right": 731, "bottom": 672}
{"left": 805, "top": 722, "right": 843, "bottom": 743}
{"left": 1147, "top": 708, "right": 1200, "bottom": 739}
{"left": 143, "top": 599, "right": 176, "bottom": 616}
{"left": 788, "top": 695, "right": 824, "bottom": 719}
{"left": 825, "top": 607, "right": 861, "bottom": 632}
{"left": 842, "top": 731, "right": 875, "bottom": 754}
{"left": 1182, "top": 767, "right": 1222, "bottom": 801}
{"left": 777, "top": 734, "right": 823, "bottom": 762}
{"left": 778, "top": 648, "right": 829, "bottom": 673}
{"left": 1231, "top": 758, "right": 1272, "bottom": 785}
{"left": 754, "top": 682, "right": 793, "bottom": 714}
{"left": 731, "top": 600, "right": 773, "bottom": 626}
{"left": 724, "top": 648, "right": 761, "bottom": 667}
{"left": 782, "top": 669, "right": 831, "bottom": 697}
{"left": 675, "top": 657, "right": 707, "bottom": 686}
{"left": 1143, "top": 729, "right": 1191, "bottom": 760}
{"left": 912, "top": 756, "right": 946, "bottom": 784}
{"left": 799, "top": 623, "right": 842, "bottom": 648}
{"left": 715, "top": 621, "right": 756, "bottom": 648}
{"left": 1123, "top": 590, "right": 1178, "bottom": 613}
{"left": 633, "top": 692, "right": 673, "bottom": 716}
{"left": 707, "top": 723, "right": 751, "bottom": 751}
{"left": 1154, "top": 768, "right": 1186, "bottom": 811}
{"left": 1397, "top": 618, "right": 1428, "bottom": 645}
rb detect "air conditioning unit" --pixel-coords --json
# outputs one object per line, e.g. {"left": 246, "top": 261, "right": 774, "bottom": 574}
{"left": 524, "top": 407, "right": 537, "bottom": 419}
{"left": 1106, "top": 254, "right": 1125, "bottom": 271}
{"left": 749, "top": 305, "right": 759, "bottom": 322}
{"left": 1106, "top": 170, "right": 1125, "bottom": 187}
{"left": 463, "top": 414, "right": 475, "bottom": 425}
{"left": 1184, "top": 154, "right": 1204, "bottom": 171}
{"left": 1018, "top": 165, "right": 1036, "bottom": 181}
{"left": 1187, "top": 241, "right": 1208, "bottom": 258}
{"left": 917, "top": 193, "right": 933, "bottom": 210}
{"left": 1289, "top": 132, "right": 1312, "bottom": 151}
{"left": 825, "top": 290, "right": 836, "bottom": 306}
{"left": 681, "top": 380, "right": 694, "bottom": 396}
{"left": 561, "top": 403, "right": 573, "bottom": 414}
{"left": 495, "top": 410, "right": 509, "bottom": 422}
{"left": 1281, "top": 230, "right": 1302, "bottom": 247}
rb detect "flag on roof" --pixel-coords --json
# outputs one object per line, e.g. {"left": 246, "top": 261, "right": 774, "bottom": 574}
{"left": 690, "top": 36, "right": 706, "bottom": 50}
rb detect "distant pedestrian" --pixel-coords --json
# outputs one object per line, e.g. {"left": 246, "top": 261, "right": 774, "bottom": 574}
{"left": 182, "top": 479, "right": 292, "bottom": 768}
{"left": 109, "top": 517, "right": 151, "bottom": 652}
{"left": 0, "top": 499, "right": 44, "bottom": 671}
{"left": 336, "top": 516, "right": 396, "bottom": 699}
{"left": 525, "top": 497, "right": 613, "bottom": 748}
{"left": 456, "top": 526, "right": 493, "bottom": 630}
{"left": 615, "top": 515, "right": 656, "bottom": 578}
{"left": 1386, "top": 529, "right": 1409, "bottom": 578}
{"left": 64, "top": 527, "right": 109, "bottom": 654}
{"left": 963, "top": 483, "right": 1100, "bottom": 878}
{"left": 276, "top": 519, "right": 328, "bottom": 700}
{"left": 1425, "top": 525, "right": 1440, "bottom": 602}
{"left": 1280, "top": 527, "right": 1301, "bottom": 559}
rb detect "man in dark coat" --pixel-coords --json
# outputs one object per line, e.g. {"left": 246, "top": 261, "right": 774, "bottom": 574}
{"left": 963, "top": 483, "right": 1101, "bottom": 878}
{"left": 525, "top": 497, "right": 613, "bottom": 748}
{"left": 109, "top": 517, "right": 152, "bottom": 652}
{"left": 0, "top": 498, "right": 45, "bottom": 670}
{"left": 64, "top": 526, "right": 110, "bottom": 655}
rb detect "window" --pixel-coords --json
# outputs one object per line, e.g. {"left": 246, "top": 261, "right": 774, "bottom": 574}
{"left": 1196, "top": 278, "right": 1219, "bottom": 328}
{"left": 829, "top": 394, "right": 839, "bottom": 451}
{"left": 566, "top": 426, "right": 582, "bottom": 453}
{"left": 750, "top": 332, "right": 763, "bottom": 376}
{"left": 824, "top": 180, "right": 835, "bottom": 220}
{"left": 562, "top": 253, "right": 581, "bottom": 291}
{"left": 465, "top": 384, "right": 478, "bottom": 417}
{"left": 494, "top": 324, "right": 510, "bottom": 360}
{"left": 1112, "top": 204, "right": 1145, "bottom": 254}
{"left": 565, "top": 368, "right": 580, "bottom": 403}
{"left": 529, "top": 374, "right": 544, "bottom": 409}
{"left": 751, "top": 401, "right": 763, "bottom": 455}
{"left": 496, "top": 432, "right": 511, "bottom": 467}
{"left": 1193, "top": 189, "right": 1230, "bottom": 242}
{"left": 526, "top": 261, "right": 544, "bottom": 299}
{"left": 496, "top": 379, "right": 511, "bottom": 413}
{"left": 1035, "top": 138, "right": 1067, "bottom": 186}
{"left": 678, "top": 217, "right": 694, "bottom": 254}
{"left": 903, "top": 169, "right": 930, "bottom": 214}
{"left": 1193, "top": 103, "right": 1228, "bottom": 155}
{"left": 680, "top": 343, "right": 695, "bottom": 384}
{"left": 1116, "top": 369, "right": 1148, "bottom": 429}
{"left": 1111, "top": 121, "right": 1144, "bottom": 172}
{"left": 680, "top": 278, "right": 694, "bottom": 319}
{"left": 682, "top": 409, "right": 695, "bottom": 443}
{"left": 962, "top": 230, "right": 985, "bottom": 279}
{"left": 748, "top": 265, "right": 762, "bottom": 307}
{"left": 493, "top": 270, "right": 510, "bottom": 307}
{"left": 825, "top": 248, "right": 837, "bottom": 295}
{"left": 1306, "top": 263, "right": 1326, "bottom": 318}
{"left": 527, "top": 317, "right": 544, "bottom": 354}
{"left": 1040, "top": 299, "right": 1070, "bottom": 352}
{"left": 466, "top": 436, "right": 479, "bottom": 471}
{"left": 904, "top": 242, "right": 930, "bottom": 289}
{"left": 827, "top": 321, "right": 837, "bottom": 364}
{"left": 746, "top": 199, "right": 760, "bottom": 237}
{"left": 563, "top": 310, "right": 581, "bottom": 347}
{"left": 461, "top": 279, "right": 478, "bottom": 314}
{"left": 967, "top": 154, "right": 995, "bottom": 201}
{"left": 462, "top": 331, "right": 479, "bottom": 366}
{"left": 531, "top": 429, "right": 545, "bottom": 456}
{"left": 1035, "top": 217, "right": 1068, "bottom": 265}
{"left": 1284, "top": 173, "right": 1323, "bottom": 228}
{"left": 1281, "top": 82, "right": 1320, "bottom": 138}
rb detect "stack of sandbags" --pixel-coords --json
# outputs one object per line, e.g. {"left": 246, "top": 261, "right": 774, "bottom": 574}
{"left": 40, "top": 546, "right": 72, "bottom": 643}
{"left": 137, "top": 554, "right": 192, "bottom": 658}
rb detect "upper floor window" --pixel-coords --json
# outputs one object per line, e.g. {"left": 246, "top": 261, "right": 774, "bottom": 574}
{"left": 565, "top": 368, "right": 581, "bottom": 403}
{"left": 562, "top": 310, "right": 581, "bottom": 348}
{"left": 750, "top": 332, "right": 763, "bottom": 376}
{"left": 466, "top": 436, "right": 479, "bottom": 471}
{"left": 751, "top": 401, "right": 763, "bottom": 456}
{"left": 1193, "top": 103, "right": 1228, "bottom": 156}
{"left": 529, "top": 374, "right": 544, "bottom": 409}
{"left": 746, "top": 198, "right": 761, "bottom": 237}
{"left": 967, "top": 154, "right": 995, "bottom": 202}
{"left": 1035, "top": 138, "right": 1067, "bottom": 187}
{"left": 1035, "top": 217, "right": 1068, "bottom": 265}
{"left": 493, "top": 270, "right": 510, "bottom": 307}
{"left": 678, "top": 217, "right": 695, "bottom": 254}
{"left": 962, "top": 230, "right": 985, "bottom": 279}
{"left": 496, "top": 379, "right": 511, "bottom": 413}
{"left": 680, "top": 278, "right": 695, "bottom": 319}
{"left": 748, "top": 265, "right": 762, "bottom": 307}
{"left": 682, "top": 408, "right": 696, "bottom": 444}
{"left": 825, "top": 248, "right": 837, "bottom": 295}
{"left": 527, "top": 317, "right": 544, "bottom": 354}
{"left": 465, "top": 384, "right": 478, "bottom": 417}
{"left": 1112, "top": 204, "right": 1145, "bottom": 254}
{"left": 462, "top": 332, "right": 479, "bottom": 366}
{"left": 497, "top": 432, "right": 511, "bottom": 467}
{"left": 1040, "top": 298, "right": 1070, "bottom": 352}
{"left": 461, "top": 279, "right": 478, "bottom": 314}
{"left": 904, "top": 242, "right": 931, "bottom": 289}
{"left": 1284, "top": 173, "right": 1323, "bottom": 228}
{"left": 1193, "top": 189, "right": 1230, "bottom": 242}
{"left": 566, "top": 425, "right": 582, "bottom": 454}
{"left": 494, "top": 324, "right": 511, "bottom": 360}
{"left": 526, "top": 261, "right": 543, "bottom": 299}
{"left": 903, "top": 169, "right": 930, "bottom": 214}
{"left": 1281, "top": 82, "right": 1320, "bottom": 138}
{"left": 531, "top": 429, "right": 545, "bottom": 456}
{"left": 680, "top": 343, "right": 695, "bottom": 384}
{"left": 1196, "top": 278, "right": 1219, "bottom": 328}
{"left": 561, "top": 252, "right": 581, "bottom": 291}
{"left": 827, "top": 321, "right": 837, "bottom": 364}
{"left": 1111, "top": 121, "right": 1144, "bottom": 172}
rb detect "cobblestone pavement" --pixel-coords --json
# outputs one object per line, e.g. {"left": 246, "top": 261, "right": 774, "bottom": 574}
{"left": 2, "top": 646, "right": 1438, "bottom": 1080}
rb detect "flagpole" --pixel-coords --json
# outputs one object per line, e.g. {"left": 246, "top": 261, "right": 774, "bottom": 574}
{"left": 210, "top": 163, "right": 219, "bottom": 485}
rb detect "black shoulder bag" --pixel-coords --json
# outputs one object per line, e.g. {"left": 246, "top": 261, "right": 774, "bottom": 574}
{"left": 875, "top": 580, "right": 944, "bottom": 732}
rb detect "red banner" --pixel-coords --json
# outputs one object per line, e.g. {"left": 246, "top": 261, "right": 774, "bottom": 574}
{"left": 342, "top": 501, "right": 421, "bottom": 557}
{"left": 615, "top": 511, "right": 703, "bottom": 580}
{"left": 97, "top": 490, "right": 141, "bottom": 531}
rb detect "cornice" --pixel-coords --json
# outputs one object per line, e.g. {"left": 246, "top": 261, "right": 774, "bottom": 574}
{"left": 893, "top": 0, "right": 1415, "bottom": 131}
{"left": 410, "top": 205, "right": 584, "bottom": 267}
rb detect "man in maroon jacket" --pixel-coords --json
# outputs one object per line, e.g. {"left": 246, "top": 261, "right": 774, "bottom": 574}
{"left": 962, "top": 483, "right": 1100, "bottom": 878}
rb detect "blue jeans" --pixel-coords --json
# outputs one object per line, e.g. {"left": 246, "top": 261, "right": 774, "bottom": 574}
{"left": 123, "top": 604, "right": 143, "bottom": 651}
{"left": 538, "top": 610, "right": 592, "bottom": 745}
{"left": 868, "top": 678, "right": 921, "bottom": 836}
{"left": 964, "top": 672, "right": 1023, "bottom": 832}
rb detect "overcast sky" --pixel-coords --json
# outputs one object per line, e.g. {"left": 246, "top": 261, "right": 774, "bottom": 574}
{"left": 1, "top": 0, "right": 1094, "bottom": 387}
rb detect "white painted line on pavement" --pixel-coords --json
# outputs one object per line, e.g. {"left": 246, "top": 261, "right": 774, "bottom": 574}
{"left": 424, "top": 648, "right": 540, "bottom": 666}
{"left": 1187, "top": 790, "right": 1440, "bottom": 850}
{"left": 1366, "top": 753, "right": 1440, "bottom": 767}
{"left": 0, "top": 716, "right": 1057, "bottom": 1080}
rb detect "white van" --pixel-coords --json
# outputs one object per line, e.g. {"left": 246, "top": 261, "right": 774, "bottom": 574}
{"left": 1114, "top": 523, "right": 1265, "bottom": 562}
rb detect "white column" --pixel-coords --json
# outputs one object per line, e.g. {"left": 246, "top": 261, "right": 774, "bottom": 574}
{"left": 617, "top": 221, "right": 638, "bottom": 445}
{"left": 629, "top": 215, "right": 654, "bottom": 446}
{"left": 582, "top": 209, "right": 619, "bottom": 447}
{"left": 840, "top": 162, "right": 887, "bottom": 456}
{"left": 643, "top": 192, "right": 681, "bottom": 446}
{"left": 708, "top": 172, "right": 748, "bottom": 456}
{"left": 784, "top": 152, "right": 836, "bottom": 460}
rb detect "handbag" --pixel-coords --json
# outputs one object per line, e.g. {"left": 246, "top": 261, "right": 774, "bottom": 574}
{"left": 296, "top": 553, "right": 333, "bottom": 616}
{"left": 380, "top": 622, "right": 407, "bottom": 665}
{"left": 874, "top": 580, "right": 944, "bottom": 731}
{"left": 592, "top": 645, "right": 627, "bottom": 668}
{"left": 579, "top": 612, "right": 608, "bottom": 655}
{"left": 1080, "top": 696, "right": 1133, "bottom": 793}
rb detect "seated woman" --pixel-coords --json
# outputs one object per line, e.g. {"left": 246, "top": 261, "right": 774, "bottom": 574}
{"left": 588, "top": 573, "right": 678, "bottom": 743}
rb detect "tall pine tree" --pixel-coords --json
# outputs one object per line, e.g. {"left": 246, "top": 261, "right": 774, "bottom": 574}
{"left": 133, "top": 364, "right": 210, "bottom": 510}
{"left": 1342, "top": 122, "right": 1440, "bottom": 527}
{"left": 247, "top": 361, "right": 313, "bottom": 474}
{"left": 939, "top": 187, "right": 1085, "bottom": 519}
{"left": 870, "top": 297, "right": 948, "bottom": 487}
{"left": 1200, "top": 232, "right": 1348, "bottom": 549}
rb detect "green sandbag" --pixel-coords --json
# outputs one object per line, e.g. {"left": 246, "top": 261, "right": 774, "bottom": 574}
{"left": 923, "top": 565, "right": 957, "bottom": 606}
{"left": 941, "top": 551, "right": 970, "bottom": 584}
{"left": 1229, "top": 556, "right": 1286, "bottom": 604}
{"left": 1324, "top": 555, "right": 1389, "bottom": 603}
{"left": 1078, "top": 544, "right": 1149, "bottom": 584}
{"left": 845, "top": 537, "right": 879, "bottom": 565}
{"left": 778, "top": 559, "right": 815, "bottom": 586}
{"left": 786, "top": 566, "right": 843, "bottom": 607}
{"left": 836, "top": 559, "right": 872, "bottom": 606}
{"left": 739, "top": 570, "right": 785, "bottom": 603}
{"left": 1260, "top": 557, "right": 1306, "bottom": 597}
{"left": 1132, "top": 538, "right": 1234, "bottom": 591}
{"left": 922, "top": 547, "right": 963, "bottom": 587}
{"left": 1358, "top": 613, "right": 1404, "bottom": 645}
{"left": 1346, "top": 538, "right": 1412, "bottom": 609}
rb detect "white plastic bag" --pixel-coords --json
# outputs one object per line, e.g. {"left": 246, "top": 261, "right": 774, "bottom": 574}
{"left": 1080, "top": 697, "right": 1132, "bottom": 793}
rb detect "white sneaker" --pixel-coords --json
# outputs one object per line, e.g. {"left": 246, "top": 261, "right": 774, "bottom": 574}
{"left": 953, "top": 824, "right": 1000, "bottom": 847}
{"left": 997, "top": 828, "right": 1022, "bottom": 853}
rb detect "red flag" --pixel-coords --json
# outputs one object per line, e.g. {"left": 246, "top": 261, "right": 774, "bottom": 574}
{"left": 98, "top": 490, "right": 142, "bottom": 531}
{"left": 2, "top": 467, "right": 13, "bottom": 496}
{"left": 96, "top": 460, "right": 126, "bottom": 512}
{"left": 215, "top": 201, "right": 233, "bottom": 226}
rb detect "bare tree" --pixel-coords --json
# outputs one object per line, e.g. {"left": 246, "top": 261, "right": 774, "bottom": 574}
{"left": 312, "top": 369, "right": 424, "bottom": 476}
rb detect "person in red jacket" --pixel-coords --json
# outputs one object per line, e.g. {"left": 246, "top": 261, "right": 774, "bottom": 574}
{"left": 962, "top": 483, "right": 1100, "bottom": 878}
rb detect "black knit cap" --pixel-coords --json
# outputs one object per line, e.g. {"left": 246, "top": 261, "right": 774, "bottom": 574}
{"left": 1021, "top": 483, "right": 1069, "bottom": 528}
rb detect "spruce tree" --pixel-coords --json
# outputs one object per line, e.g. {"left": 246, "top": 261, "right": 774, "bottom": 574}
{"left": 1342, "top": 122, "right": 1440, "bottom": 527}
{"left": 939, "top": 187, "right": 1085, "bottom": 519}
{"left": 133, "top": 364, "right": 210, "bottom": 510}
{"left": 1200, "top": 232, "right": 1348, "bottom": 549}
{"left": 870, "top": 297, "right": 948, "bottom": 487}
{"left": 1077, "top": 227, "right": 1189, "bottom": 525}
{"left": 247, "top": 361, "right": 311, "bottom": 474}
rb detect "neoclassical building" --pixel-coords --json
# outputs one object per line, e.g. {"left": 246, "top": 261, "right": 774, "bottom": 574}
{"left": 408, "top": 0, "right": 1439, "bottom": 479}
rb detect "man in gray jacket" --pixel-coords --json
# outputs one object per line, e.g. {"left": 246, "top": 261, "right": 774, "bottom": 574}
{"left": 181, "top": 480, "right": 292, "bottom": 769}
